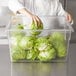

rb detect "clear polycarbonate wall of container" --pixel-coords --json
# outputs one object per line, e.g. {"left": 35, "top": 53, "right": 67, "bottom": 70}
{"left": 7, "top": 15, "right": 72, "bottom": 62}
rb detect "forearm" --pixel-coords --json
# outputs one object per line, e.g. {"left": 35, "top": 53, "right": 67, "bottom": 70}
{"left": 17, "top": 8, "right": 33, "bottom": 18}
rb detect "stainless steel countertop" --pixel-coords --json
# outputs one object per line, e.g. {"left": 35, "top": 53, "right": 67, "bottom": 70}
{"left": 0, "top": 43, "right": 76, "bottom": 76}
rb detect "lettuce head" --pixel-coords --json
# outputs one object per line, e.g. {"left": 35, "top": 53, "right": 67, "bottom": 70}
{"left": 48, "top": 32, "right": 67, "bottom": 58}
{"left": 30, "top": 21, "right": 43, "bottom": 36}
{"left": 57, "top": 44, "right": 67, "bottom": 58}
{"left": 11, "top": 24, "right": 25, "bottom": 36}
{"left": 38, "top": 48, "right": 56, "bottom": 61}
{"left": 10, "top": 35, "right": 23, "bottom": 48}
{"left": 19, "top": 36, "right": 36, "bottom": 50}
{"left": 50, "top": 32, "right": 65, "bottom": 42}
{"left": 11, "top": 47, "right": 26, "bottom": 62}
{"left": 26, "top": 48, "right": 39, "bottom": 60}
{"left": 35, "top": 37, "right": 52, "bottom": 51}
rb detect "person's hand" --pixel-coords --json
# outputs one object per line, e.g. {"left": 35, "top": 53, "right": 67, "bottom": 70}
{"left": 18, "top": 8, "right": 43, "bottom": 26}
{"left": 30, "top": 14, "right": 43, "bottom": 26}
{"left": 66, "top": 13, "right": 73, "bottom": 23}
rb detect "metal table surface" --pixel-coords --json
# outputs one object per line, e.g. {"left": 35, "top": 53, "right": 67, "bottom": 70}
{"left": 0, "top": 43, "right": 76, "bottom": 76}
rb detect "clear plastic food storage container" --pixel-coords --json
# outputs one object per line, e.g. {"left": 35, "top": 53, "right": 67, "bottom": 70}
{"left": 7, "top": 15, "right": 72, "bottom": 62}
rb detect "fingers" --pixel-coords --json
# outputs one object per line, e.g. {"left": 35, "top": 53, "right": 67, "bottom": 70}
{"left": 67, "top": 13, "right": 72, "bottom": 23}
{"left": 32, "top": 15, "right": 43, "bottom": 27}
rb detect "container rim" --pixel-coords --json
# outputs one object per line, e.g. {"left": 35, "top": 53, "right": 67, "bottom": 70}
{"left": 6, "top": 15, "right": 73, "bottom": 32}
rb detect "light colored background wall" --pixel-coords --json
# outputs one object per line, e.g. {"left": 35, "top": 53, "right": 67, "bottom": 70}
{"left": 0, "top": 0, "right": 8, "bottom": 6}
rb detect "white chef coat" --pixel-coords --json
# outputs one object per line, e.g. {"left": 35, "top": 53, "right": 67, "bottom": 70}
{"left": 8, "top": 0, "right": 67, "bottom": 16}
{"left": 8, "top": 0, "right": 74, "bottom": 32}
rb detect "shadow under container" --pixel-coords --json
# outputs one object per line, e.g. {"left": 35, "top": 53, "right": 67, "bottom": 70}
{"left": 7, "top": 15, "right": 73, "bottom": 62}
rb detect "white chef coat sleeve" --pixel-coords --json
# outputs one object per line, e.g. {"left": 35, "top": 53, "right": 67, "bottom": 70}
{"left": 56, "top": 1, "right": 67, "bottom": 16}
{"left": 8, "top": 0, "right": 25, "bottom": 13}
